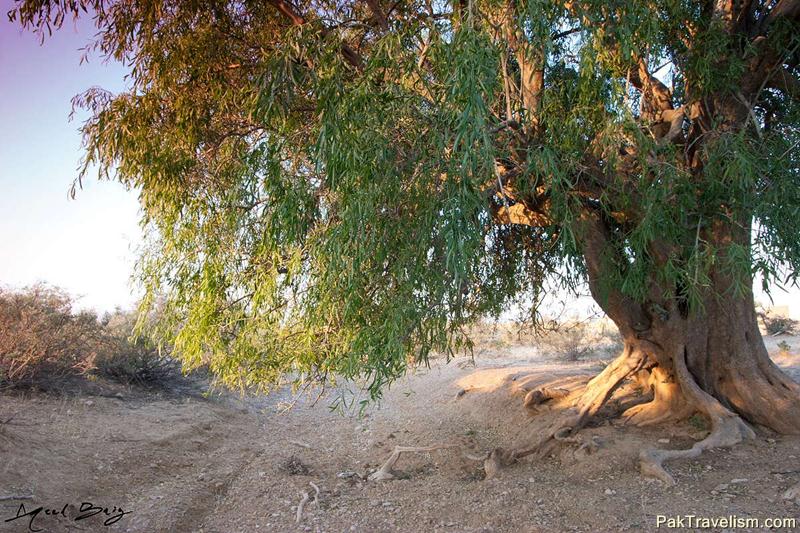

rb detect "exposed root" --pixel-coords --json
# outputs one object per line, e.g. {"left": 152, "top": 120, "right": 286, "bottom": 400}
{"left": 295, "top": 481, "right": 321, "bottom": 523}
{"left": 623, "top": 367, "right": 694, "bottom": 426}
{"left": 638, "top": 347, "right": 755, "bottom": 485}
{"left": 569, "top": 345, "right": 647, "bottom": 430}
{"left": 483, "top": 447, "right": 517, "bottom": 479}
{"left": 295, "top": 491, "right": 309, "bottom": 523}
{"left": 368, "top": 444, "right": 488, "bottom": 481}
{"left": 523, "top": 387, "right": 570, "bottom": 410}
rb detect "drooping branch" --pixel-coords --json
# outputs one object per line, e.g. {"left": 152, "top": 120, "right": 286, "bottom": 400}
{"left": 267, "top": 0, "right": 364, "bottom": 69}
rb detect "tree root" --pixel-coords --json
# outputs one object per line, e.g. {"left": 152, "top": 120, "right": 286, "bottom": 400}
{"left": 466, "top": 347, "right": 648, "bottom": 479}
{"left": 370, "top": 342, "right": 760, "bottom": 485}
{"left": 295, "top": 481, "right": 321, "bottom": 523}
{"left": 295, "top": 491, "right": 309, "bottom": 523}
{"left": 638, "top": 347, "right": 755, "bottom": 485}
{"left": 623, "top": 367, "right": 694, "bottom": 426}
{"left": 368, "top": 444, "right": 489, "bottom": 481}
{"left": 523, "top": 387, "right": 570, "bottom": 410}
{"left": 569, "top": 346, "right": 647, "bottom": 429}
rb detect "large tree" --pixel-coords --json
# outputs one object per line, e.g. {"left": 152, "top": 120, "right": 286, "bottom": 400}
{"left": 13, "top": 0, "right": 800, "bottom": 482}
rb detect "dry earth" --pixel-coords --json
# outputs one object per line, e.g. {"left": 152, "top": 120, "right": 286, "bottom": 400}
{"left": 2, "top": 336, "right": 800, "bottom": 532}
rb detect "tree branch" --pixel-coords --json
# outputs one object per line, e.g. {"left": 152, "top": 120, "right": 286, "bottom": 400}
{"left": 267, "top": 0, "right": 364, "bottom": 69}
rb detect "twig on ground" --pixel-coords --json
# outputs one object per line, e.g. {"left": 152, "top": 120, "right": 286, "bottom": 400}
{"left": 309, "top": 481, "right": 320, "bottom": 507}
{"left": 289, "top": 440, "right": 312, "bottom": 449}
{"left": 295, "top": 491, "right": 310, "bottom": 523}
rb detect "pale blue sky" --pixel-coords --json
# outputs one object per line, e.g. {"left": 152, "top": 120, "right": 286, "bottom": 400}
{"left": 0, "top": 1, "right": 141, "bottom": 312}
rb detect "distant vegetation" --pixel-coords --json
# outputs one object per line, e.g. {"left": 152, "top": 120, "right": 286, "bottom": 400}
{"left": 758, "top": 307, "right": 799, "bottom": 336}
{"left": 0, "top": 284, "right": 180, "bottom": 390}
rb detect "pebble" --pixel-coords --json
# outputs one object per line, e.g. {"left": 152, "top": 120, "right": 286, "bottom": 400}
{"left": 730, "top": 478, "right": 748, "bottom": 484}
{"left": 782, "top": 482, "right": 800, "bottom": 502}
{"left": 604, "top": 488, "right": 616, "bottom": 495}
{"left": 657, "top": 438, "right": 670, "bottom": 444}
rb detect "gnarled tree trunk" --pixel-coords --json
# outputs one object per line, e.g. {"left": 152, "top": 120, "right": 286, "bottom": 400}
{"left": 582, "top": 211, "right": 800, "bottom": 436}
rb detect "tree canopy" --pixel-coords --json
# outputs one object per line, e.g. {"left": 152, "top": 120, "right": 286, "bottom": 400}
{"left": 11, "top": 0, "right": 800, "bottom": 402}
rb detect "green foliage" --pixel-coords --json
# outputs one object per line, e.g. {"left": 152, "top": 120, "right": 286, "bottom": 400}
{"left": 10, "top": 1, "right": 800, "bottom": 399}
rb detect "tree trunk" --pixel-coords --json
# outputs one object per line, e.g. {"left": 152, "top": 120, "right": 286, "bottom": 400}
{"left": 621, "top": 285, "right": 800, "bottom": 435}
{"left": 579, "top": 213, "right": 800, "bottom": 435}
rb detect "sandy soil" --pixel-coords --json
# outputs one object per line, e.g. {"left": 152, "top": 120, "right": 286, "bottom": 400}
{"left": 2, "top": 337, "right": 800, "bottom": 532}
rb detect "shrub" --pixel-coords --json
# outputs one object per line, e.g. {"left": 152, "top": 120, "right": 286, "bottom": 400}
{"left": 536, "top": 319, "right": 622, "bottom": 361}
{"left": 0, "top": 285, "right": 180, "bottom": 389}
{"left": 0, "top": 284, "right": 104, "bottom": 383}
{"left": 778, "top": 340, "right": 792, "bottom": 356}
{"left": 94, "top": 309, "right": 180, "bottom": 387}
{"left": 758, "top": 308, "right": 798, "bottom": 336}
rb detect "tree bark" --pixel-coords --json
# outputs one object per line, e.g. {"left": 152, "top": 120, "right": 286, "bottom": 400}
{"left": 580, "top": 212, "right": 800, "bottom": 435}
{"left": 630, "top": 283, "right": 800, "bottom": 435}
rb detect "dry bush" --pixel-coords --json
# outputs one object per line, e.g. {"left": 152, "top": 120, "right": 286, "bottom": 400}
{"left": 758, "top": 309, "right": 798, "bottom": 336}
{"left": 0, "top": 285, "right": 181, "bottom": 390}
{"left": 536, "top": 319, "right": 622, "bottom": 361}
{"left": 0, "top": 284, "right": 104, "bottom": 383}
{"left": 94, "top": 309, "right": 180, "bottom": 387}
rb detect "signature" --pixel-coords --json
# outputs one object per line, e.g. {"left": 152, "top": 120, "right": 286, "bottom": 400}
{"left": 3, "top": 502, "right": 131, "bottom": 532}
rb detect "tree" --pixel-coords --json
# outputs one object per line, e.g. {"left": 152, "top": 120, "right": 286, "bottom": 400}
{"left": 12, "top": 0, "right": 800, "bottom": 483}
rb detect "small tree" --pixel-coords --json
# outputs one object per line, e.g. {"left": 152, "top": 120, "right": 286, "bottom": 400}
{"left": 12, "top": 0, "right": 800, "bottom": 482}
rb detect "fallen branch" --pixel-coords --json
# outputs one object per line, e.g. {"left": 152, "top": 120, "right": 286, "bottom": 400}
{"left": 295, "top": 482, "right": 320, "bottom": 523}
{"left": 309, "top": 481, "right": 320, "bottom": 507}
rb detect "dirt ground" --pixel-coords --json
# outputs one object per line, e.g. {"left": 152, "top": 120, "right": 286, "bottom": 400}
{"left": 2, "top": 336, "right": 800, "bottom": 532}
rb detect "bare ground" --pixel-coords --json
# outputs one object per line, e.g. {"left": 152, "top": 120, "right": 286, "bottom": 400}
{"left": 2, "top": 337, "right": 800, "bottom": 532}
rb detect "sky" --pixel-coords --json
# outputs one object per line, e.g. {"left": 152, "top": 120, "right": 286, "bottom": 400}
{"left": 0, "top": 1, "right": 142, "bottom": 312}
{"left": 0, "top": 1, "right": 797, "bottom": 318}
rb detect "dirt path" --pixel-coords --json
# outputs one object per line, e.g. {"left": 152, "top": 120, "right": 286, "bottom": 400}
{"left": 2, "top": 344, "right": 800, "bottom": 532}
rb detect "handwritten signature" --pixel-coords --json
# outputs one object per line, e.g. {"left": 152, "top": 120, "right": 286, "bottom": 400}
{"left": 3, "top": 502, "right": 131, "bottom": 532}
